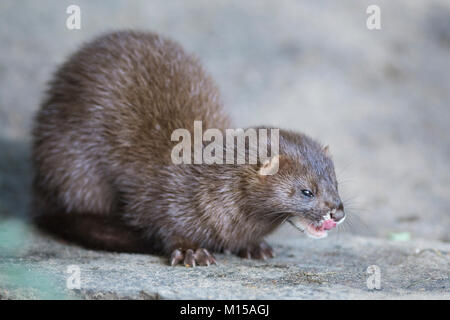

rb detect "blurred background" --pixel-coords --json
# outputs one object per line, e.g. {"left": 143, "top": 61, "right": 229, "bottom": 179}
{"left": 0, "top": 0, "right": 449, "bottom": 253}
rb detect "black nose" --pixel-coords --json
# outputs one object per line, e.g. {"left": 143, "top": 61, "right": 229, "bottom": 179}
{"left": 331, "top": 207, "right": 345, "bottom": 222}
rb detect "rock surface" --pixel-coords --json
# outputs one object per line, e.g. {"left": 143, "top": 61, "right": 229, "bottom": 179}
{"left": 1, "top": 219, "right": 449, "bottom": 299}
{"left": 0, "top": 0, "right": 449, "bottom": 299}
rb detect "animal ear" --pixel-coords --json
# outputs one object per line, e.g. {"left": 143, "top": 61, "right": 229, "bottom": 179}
{"left": 323, "top": 145, "right": 330, "bottom": 156}
{"left": 258, "top": 155, "right": 280, "bottom": 176}
{"left": 258, "top": 155, "right": 292, "bottom": 176}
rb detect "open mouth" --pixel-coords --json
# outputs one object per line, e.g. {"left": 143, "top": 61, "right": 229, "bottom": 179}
{"left": 288, "top": 215, "right": 337, "bottom": 239}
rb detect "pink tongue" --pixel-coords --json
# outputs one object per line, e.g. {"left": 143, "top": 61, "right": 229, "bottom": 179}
{"left": 321, "top": 219, "right": 336, "bottom": 231}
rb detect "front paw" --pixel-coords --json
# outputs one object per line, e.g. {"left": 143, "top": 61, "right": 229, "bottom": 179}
{"left": 238, "top": 241, "right": 275, "bottom": 260}
{"left": 170, "top": 248, "right": 217, "bottom": 267}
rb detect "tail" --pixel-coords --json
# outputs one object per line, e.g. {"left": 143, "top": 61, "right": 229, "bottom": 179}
{"left": 34, "top": 213, "right": 157, "bottom": 254}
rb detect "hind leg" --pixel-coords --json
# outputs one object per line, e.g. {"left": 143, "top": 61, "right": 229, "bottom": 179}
{"left": 31, "top": 140, "right": 148, "bottom": 251}
{"left": 32, "top": 122, "right": 117, "bottom": 216}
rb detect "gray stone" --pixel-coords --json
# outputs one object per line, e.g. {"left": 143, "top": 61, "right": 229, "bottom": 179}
{"left": 0, "top": 0, "right": 449, "bottom": 300}
{"left": 1, "top": 220, "right": 448, "bottom": 299}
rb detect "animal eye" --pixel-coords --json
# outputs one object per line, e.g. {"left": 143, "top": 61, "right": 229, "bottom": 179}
{"left": 301, "top": 189, "right": 314, "bottom": 198}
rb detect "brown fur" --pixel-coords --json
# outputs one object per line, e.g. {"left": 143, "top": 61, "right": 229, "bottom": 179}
{"left": 32, "top": 31, "right": 343, "bottom": 263}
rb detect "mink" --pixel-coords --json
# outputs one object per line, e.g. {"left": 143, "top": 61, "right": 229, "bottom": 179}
{"left": 32, "top": 31, "right": 345, "bottom": 266}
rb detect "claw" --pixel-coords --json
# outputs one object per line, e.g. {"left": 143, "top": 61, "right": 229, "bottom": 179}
{"left": 169, "top": 248, "right": 217, "bottom": 267}
{"left": 184, "top": 249, "right": 196, "bottom": 267}
{"left": 170, "top": 248, "right": 184, "bottom": 266}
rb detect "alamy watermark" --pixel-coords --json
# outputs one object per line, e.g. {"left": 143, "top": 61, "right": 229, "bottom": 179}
{"left": 366, "top": 265, "right": 381, "bottom": 290}
{"left": 171, "top": 121, "right": 280, "bottom": 175}
{"left": 366, "top": 5, "right": 381, "bottom": 30}
{"left": 66, "top": 5, "right": 81, "bottom": 30}
{"left": 65, "top": 5, "right": 381, "bottom": 32}
{"left": 66, "top": 265, "right": 81, "bottom": 290}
